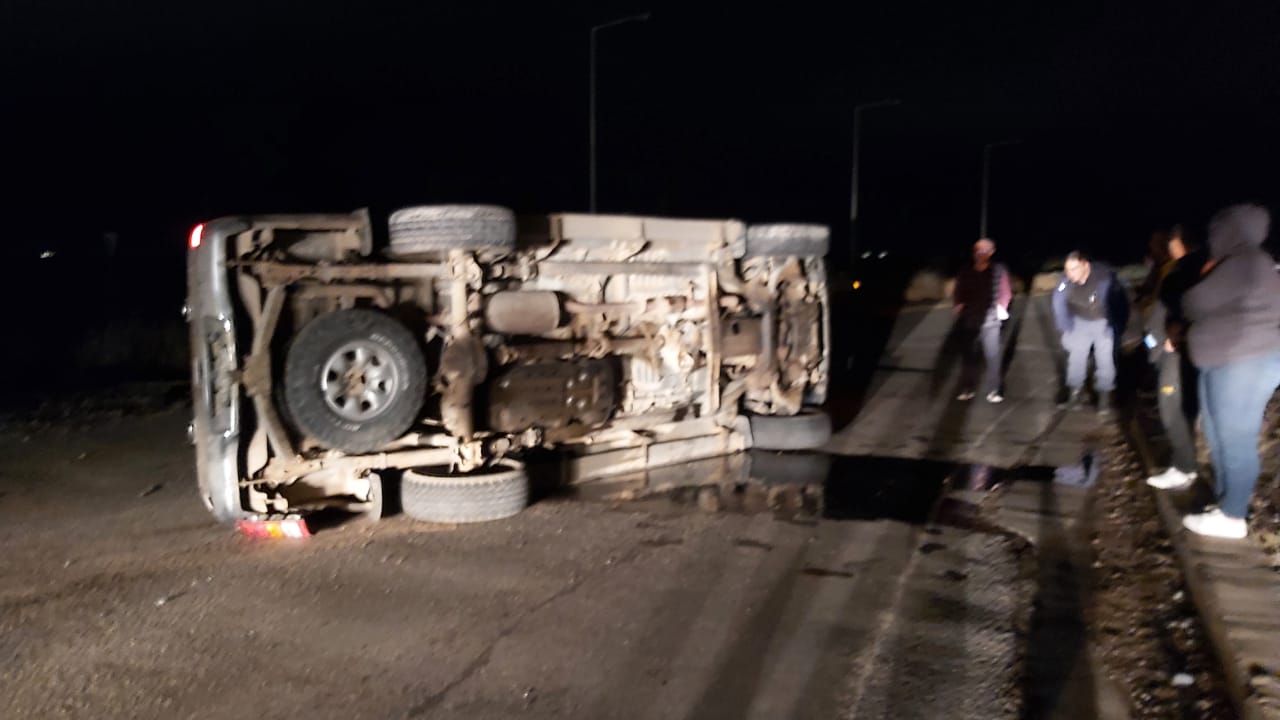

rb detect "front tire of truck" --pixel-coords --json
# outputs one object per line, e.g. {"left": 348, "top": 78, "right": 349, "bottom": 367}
{"left": 387, "top": 204, "right": 517, "bottom": 256}
{"left": 283, "top": 309, "right": 427, "bottom": 454}
{"left": 747, "top": 409, "right": 832, "bottom": 451}
{"left": 401, "top": 460, "right": 530, "bottom": 524}
{"left": 747, "top": 448, "right": 832, "bottom": 486}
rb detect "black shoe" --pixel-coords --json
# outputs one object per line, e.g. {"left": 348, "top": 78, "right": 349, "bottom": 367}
{"left": 1097, "top": 390, "right": 1113, "bottom": 416}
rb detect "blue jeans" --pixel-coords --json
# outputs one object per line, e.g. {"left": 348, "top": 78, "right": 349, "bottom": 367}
{"left": 1062, "top": 318, "right": 1114, "bottom": 391}
{"left": 1198, "top": 350, "right": 1280, "bottom": 518}
{"left": 960, "top": 322, "right": 1001, "bottom": 394}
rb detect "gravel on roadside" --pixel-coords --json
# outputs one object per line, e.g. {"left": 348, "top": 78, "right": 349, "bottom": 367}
{"left": 1091, "top": 427, "right": 1235, "bottom": 719}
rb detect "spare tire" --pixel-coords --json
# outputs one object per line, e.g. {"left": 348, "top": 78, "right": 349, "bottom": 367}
{"left": 388, "top": 204, "right": 517, "bottom": 256}
{"left": 748, "top": 409, "right": 832, "bottom": 451}
{"left": 744, "top": 224, "right": 830, "bottom": 258}
{"left": 283, "top": 309, "right": 427, "bottom": 453}
{"left": 401, "top": 460, "right": 529, "bottom": 523}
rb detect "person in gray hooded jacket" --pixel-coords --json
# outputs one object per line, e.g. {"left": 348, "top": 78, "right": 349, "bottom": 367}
{"left": 1178, "top": 204, "right": 1280, "bottom": 539}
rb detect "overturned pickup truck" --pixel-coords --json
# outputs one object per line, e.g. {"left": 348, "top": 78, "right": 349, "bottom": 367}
{"left": 185, "top": 205, "right": 831, "bottom": 527}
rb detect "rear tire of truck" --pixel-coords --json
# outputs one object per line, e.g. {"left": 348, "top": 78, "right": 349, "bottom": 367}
{"left": 283, "top": 309, "right": 427, "bottom": 454}
{"left": 387, "top": 204, "right": 517, "bottom": 256}
{"left": 748, "top": 409, "right": 832, "bottom": 451}
{"left": 743, "top": 224, "right": 830, "bottom": 258}
{"left": 401, "top": 460, "right": 530, "bottom": 524}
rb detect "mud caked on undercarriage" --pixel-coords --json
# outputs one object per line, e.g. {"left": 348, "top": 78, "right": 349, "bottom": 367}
{"left": 186, "top": 205, "right": 831, "bottom": 526}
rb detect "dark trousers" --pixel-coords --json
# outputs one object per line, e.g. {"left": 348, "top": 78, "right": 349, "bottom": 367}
{"left": 960, "top": 322, "right": 1001, "bottom": 394}
{"left": 1156, "top": 349, "right": 1199, "bottom": 473}
{"left": 1063, "top": 318, "right": 1115, "bottom": 391}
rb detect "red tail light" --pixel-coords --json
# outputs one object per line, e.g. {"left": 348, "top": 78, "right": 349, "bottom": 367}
{"left": 236, "top": 518, "right": 311, "bottom": 539}
{"left": 189, "top": 223, "right": 204, "bottom": 250}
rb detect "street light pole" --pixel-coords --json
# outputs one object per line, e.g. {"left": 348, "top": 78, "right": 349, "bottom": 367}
{"left": 589, "top": 12, "right": 650, "bottom": 213}
{"left": 850, "top": 98, "right": 900, "bottom": 267}
{"left": 980, "top": 139, "right": 1021, "bottom": 239}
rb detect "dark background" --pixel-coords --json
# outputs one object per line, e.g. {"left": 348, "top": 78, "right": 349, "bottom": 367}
{"left": 2, "top": 0, "right": 1278, "bottom": 391}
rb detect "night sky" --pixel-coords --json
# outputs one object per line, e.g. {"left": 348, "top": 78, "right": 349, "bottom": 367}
{"left": 5, "top": 0, "right": 1280, "bottom": 271}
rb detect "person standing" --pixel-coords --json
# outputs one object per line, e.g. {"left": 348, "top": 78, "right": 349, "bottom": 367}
{"left": 1146, "top": 227, "right": 1208, "bottom": 489}
{"left": 952, "top": 238, "right": 1013, "bottom": 403}
{"left": 1135, "top": 230, "right": 1174, "bottom": 308}
{"left": 1180, "top": 204, "right": 1280, "bottom": 539}
{"left": 1052, "top": 251, "right": 1129, "bottom": 414}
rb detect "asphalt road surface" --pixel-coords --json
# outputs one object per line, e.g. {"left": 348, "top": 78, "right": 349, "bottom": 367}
{"left": 0, "top": 407, "right": 1028, "bottom": 720}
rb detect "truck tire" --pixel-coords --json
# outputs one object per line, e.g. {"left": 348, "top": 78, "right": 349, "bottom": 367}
{"left": 283, "top": 309, "right": 427, "bottom": 453}
{"left": 401, "top": 460, "right": 529, "bottom": 524}
{"left": 748, "top": 449, "right": 832, "bottom": 486}
{"left": 388, "top": 204, "right": 517, "bottom": 256}
{"left": 748, "top": 409, "right": 832, "bottom": 451}
{"left": 744, "top": 224, "right": 830, "bottom": 258}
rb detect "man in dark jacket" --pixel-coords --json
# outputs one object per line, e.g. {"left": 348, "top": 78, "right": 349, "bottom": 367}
{"left": 1052, "top": 251, "right": 1130, "bottom": 414}
{"left": 1146, "top": 228, "right": 1208, "bottom": 490}
{"left": 1179, "top": 204, "right": 1280, "bottom": 539}
{"left": 952, "top": 238, "right": 1013, "bottom": 402}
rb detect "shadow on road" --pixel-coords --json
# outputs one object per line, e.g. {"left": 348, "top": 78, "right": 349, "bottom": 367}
{"left": 1022, "top": 478, "right": 1096, "bottom": 720}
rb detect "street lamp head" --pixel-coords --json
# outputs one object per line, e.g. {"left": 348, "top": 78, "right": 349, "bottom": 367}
{"left": 856, "top": 98, "right": 902, "bottom": 112}
{"left": 984, "top": 139, "right": 1023, "bottom": 151}
{"left": 593, "top": 12, "right": 652, "bottom": 31}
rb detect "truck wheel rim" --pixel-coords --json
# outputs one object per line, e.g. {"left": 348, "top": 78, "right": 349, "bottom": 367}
{"left": 320, "top": 340, "right": 401, "bottom": 421}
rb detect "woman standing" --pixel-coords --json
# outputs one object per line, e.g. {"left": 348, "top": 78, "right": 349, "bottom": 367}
{"left": 1145, "top": 227, "right": 1208, "bottom": 490}
{"left": 1181, "top": 204, "right": 1280, "bottom": 539}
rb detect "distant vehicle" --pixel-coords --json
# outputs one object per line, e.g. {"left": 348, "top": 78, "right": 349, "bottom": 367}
{"left": 185, "top": 206, "right": 831, "bottom": 527}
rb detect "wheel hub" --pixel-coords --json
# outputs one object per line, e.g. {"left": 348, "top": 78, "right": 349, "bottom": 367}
{"left": 320, "top": 341, "right": 400, "bottom": 422}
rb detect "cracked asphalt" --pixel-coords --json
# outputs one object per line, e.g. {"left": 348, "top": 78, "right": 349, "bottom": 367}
{"left": 0, "top": 406, "right": 1028, "bottom": 719}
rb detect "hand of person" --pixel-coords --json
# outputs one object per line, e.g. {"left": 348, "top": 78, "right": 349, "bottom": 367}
{"left": 1163, "top": 338, "right": 1175, "bottom": 353}
{"left": 1201, "top": 258, "right": 1218, "bottom": 276}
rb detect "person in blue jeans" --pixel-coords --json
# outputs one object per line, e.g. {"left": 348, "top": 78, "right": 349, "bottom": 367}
{"left": 952, "top": 238, "right": 1013, "bottom": 403}
{"left": 1052, "top": 252, "right": 1130, "bottom": 414}
{"left": 1178, "top": 204, "right": 1280, "bottom": 539}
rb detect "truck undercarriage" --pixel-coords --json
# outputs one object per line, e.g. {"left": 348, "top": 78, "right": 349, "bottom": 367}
{"left": 186, "top": 206, "right": 830, "bottom": 525}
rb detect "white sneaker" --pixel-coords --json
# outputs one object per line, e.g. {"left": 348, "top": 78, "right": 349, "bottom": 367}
{"left": 986, "top": 391, "right": 1004, "bottom": 404}
{"left": 1182, "top": 508, "right": 1247, "bottom": 539}
{"left": 1146, "top": 467, "right": 1197, "bottom": 490}
{"left": 956, "top": 391, "right": 976, "bottom": 401}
